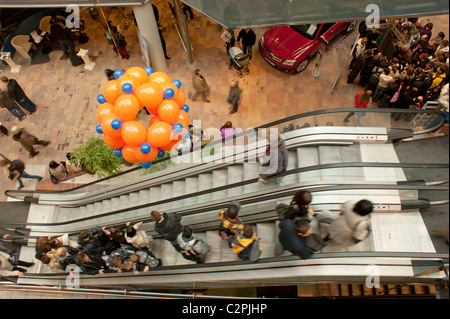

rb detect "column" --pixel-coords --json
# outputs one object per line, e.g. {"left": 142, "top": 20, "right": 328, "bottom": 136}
{"left": 77, "top": 48, "right": 95, "bottom": 71}
{"left": 132, "top": 2, "right": 167, "bottom": 73}
{"left": 0, "top": 52, "right": 21, "bottom": 73}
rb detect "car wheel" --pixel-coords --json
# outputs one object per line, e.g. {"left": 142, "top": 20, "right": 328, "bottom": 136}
{"left": 346, "top": 21, "right": 357, "bottom": 33}
{"left": 295, "top": 57, "right": 310, "bottom": 73}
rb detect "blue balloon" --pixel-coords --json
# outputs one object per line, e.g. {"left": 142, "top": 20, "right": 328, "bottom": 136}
{"left": 140, "top": 143, "right": 151, "bottom": 154}
{"left": 157, "top": 149, "right": 166, "bottom": 158}
{"left": 164, "top": 88, "right": 175, "bottom": 99}
{"left": 141, "top": 162, "right": 152, "bottom": 169}
{"left": 172, "top": 122, "right": 183, "bottom": 133}
{"left": 144, "top": 67, "right": 153, "bottom": 75}
{"left": 96, "top": 124, "right": 103, "bottom": 134}
{"left": 181, "top": 104, "right": 189, "bottom": 112}
{"left": 122, "top": 83, "right": 133, "bottom": 94}
{"left": 114, "top": 69, "right": 124, "bottom": 79}
{"left": 173, "top": 79, "right": 182, "bottom": 89}
{"left": 114, "top": 148, "right": 123, "bottom": 157}
{"left": 111, "top": 119, "right": 122, "bottom": 130}
{"left": 97, "top": 94, "right": 107, "bottom": 104}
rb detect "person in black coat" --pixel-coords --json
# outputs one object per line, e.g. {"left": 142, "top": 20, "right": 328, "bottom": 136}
{"left": 1, "top": 77, "right": 36, "bottom": 114}
{"left": 237, "top": 28, "right": 256, "bottom": 59}
{"left": 151, "top": 210, "right": 183, "bottom": 251}
{"left": 75, "top": 251, "right": 108, "bottom": 275}
{"left": 50, "top": 15, "right": 76, "bottom": 60}
{"left": 275, "top": 218, "right": 311, "bottom": 259}
{"left": 77, "top": 226, "right": 106, "bottom": 256}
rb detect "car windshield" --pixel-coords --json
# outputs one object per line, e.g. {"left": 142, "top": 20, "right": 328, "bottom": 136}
{"left": 290, "top": 24, "right": 318, "bottom": 40}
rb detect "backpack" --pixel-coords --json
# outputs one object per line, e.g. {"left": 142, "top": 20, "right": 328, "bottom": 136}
{"left": 304, "top": 234, "right": 327, "bottom": 252}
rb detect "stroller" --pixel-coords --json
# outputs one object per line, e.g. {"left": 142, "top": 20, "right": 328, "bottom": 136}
{"left": 226, "top": 46, "right": 250, "bottom": 77}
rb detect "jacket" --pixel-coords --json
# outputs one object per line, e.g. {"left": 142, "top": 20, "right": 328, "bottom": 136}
{"left": 125, "top": 223, "right": 152, "bottom": 250}
{"left": 77, "top": 253, "right": 108, "bottom": 275}
{"left": 0, "top": 91, "right": 15, "bottom": 110}
{"left": 278, "top": 219, "right": 311, "bottom": 259}
{"left": 231, "top": 230, "right": 262, "bottom": 261}
{"left": 218, "top": 209, "right": 244, "bottom": 238}
{"left": 0, "top": 250, "right": 20, "bottom": 276}
{"left": 154, "top": 212, "right": 182, "bottom": 242}
{"left": 328, "top": 200, "right": 371, "bottom": 246}
{"left": 227, "top": 86, "right": 240, "bottom": 106}
{"left": 6, "top": 79, "right": 26, "bottom": 101}
{"left": 77, "top": 226, "right": 106, "bottom": 256}
{"left": 192, "top": 73, "right": 209, "bottom": 94}
{"left": 12, "top": 128, "right": 38, "bottom": 147}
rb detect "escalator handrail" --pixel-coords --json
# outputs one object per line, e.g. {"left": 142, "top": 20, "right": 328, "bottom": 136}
{"left": 4, "top": 107, "right": 445, "bottom": 200}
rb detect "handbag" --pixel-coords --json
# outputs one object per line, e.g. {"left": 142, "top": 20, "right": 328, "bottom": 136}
{"left": 8, "top": 252, "right": 19, "bottom": 266}
{"left": 305, "top": 234, "right": 327, "bottom": 252}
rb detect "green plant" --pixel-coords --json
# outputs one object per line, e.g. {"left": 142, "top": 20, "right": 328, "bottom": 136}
{"left": 70, "top": 137, "right": 123, "bottom": 178}
{"left": 137, "top": 151, "right": 176, "bottom": 174}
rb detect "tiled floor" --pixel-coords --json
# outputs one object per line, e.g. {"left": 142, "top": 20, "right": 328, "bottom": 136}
{"left": 0, "top": 3, "right": 448, "bottom": 201}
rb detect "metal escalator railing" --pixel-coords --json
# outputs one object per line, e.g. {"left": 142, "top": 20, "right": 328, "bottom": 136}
{"left": 0, "top": 161, "right": 447, "bottom": 232}
{"left": 4, "top": 107, "right": 446, "bottom": 202}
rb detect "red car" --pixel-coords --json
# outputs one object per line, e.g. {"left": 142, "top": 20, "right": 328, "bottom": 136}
{"left": 259, "top": 22, "right": 356, "bottom": 73}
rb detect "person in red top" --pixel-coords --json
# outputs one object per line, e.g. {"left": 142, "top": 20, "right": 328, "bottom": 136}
{"left": 343, "top": 90, "right": 373, "bottom": 125}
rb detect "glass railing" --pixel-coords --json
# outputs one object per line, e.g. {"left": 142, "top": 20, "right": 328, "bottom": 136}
{"left": 4, "top": 107, "right": 446, "bottom": 202}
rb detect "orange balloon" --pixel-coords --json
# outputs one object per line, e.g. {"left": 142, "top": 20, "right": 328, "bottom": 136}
{"left": 135, "top": 83, "right": 164, "bottom": 109}
{"left": 159, "top": 82, "right": 179, "bottom": 100}
{"left": 114, "top": 94, "right": 141, "bottom": 122}
{"left": 149, "top": 115, "right": 162, "bottom": 126}
{"left": 158, "top": 100, "right": 181, "bottom": 124}
{"left": 117, "top": 74, "right": 141, "bottom": 93}
{"left": 147, "top": 121, "right": 173, "bottom": 147}
{"left": 96, "top": 102, "right": 115, "bottom": 123}
{"left": 159, "top": 138, "right": 181, "bottom": 151}
{"left": 122, "top": 144, "right": 140, "bottom": 163}
{"left": 145, "top": 105, "right": 159, "bottom": 115}
{"left": 178, "top": 109, "right": 190, "bottom": 125}
{"left": 101, "top": 113, "right": 122, "bottom": 137}
{"left": 125, "top": 67, "right": 149, "bottom": 86}
{"left": 174, "top": 90, "right": 186, "bottom": 108}
{"left": 148, "top": 71, "right": 171, "bottom": 85}
{"left": 103, "top": 80, "right": 121, "bottom": 104}
{"left": 104, "top": 134, "right": 125, "bottom": 149}
{"left": 135, "top": 144, "right": 159, "bottom": 163}
{"left": 121, "top": 121, "right": 147, "bottom": 147}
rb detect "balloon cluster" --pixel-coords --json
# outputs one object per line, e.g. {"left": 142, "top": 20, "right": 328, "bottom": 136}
{"left": 95, "top": 66, "right": 190, "bottom": 169}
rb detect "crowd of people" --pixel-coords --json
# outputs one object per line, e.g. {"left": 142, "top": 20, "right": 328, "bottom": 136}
{"left": 0, "top": 190, "right": 376, "bottom": 277}
{"left": 347, "top": 18, "right": 449, "bottom": 123}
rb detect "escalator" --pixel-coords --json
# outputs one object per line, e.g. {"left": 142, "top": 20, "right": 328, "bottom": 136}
{"left": 1, "top": 108, "right": 448, "bottom": 291}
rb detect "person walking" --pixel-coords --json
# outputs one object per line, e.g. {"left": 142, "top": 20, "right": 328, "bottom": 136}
{"left": 50, "top": 15, "right": 76, "bottom": 61}
{"left": 322, "top": 199, "right": 373, "bottom": 246}
{"left": 151, "top": 210, "right": 183, "bottom": 251}
{"left": 343, "top": 90, "right": 372, "bottom": 125}
{"left": 0, "top": 158, "right": 42, "bottom": 190}
{"left": 1, "top": 77, "right": 36, "bottom": 114}
{"left": 0, "top": 88, "right": 26, "bottom": 121}
{"left": 258, "top": 133, "right": 289, "bottom": 182}
{"left": 111, "top": 26, "right": 129, "bottom": 60}
{"left": 191, "top": 69, "right": 211, "bottom": 103}
{"left": 237, "top": 28, "right": 256, "bottom": 59}
{"left": 227, "top": 79, "right": 241, "bottom": 114}
{"left": 11, "top": 126, "right": 50, "bottom": 158}
{"left": 274, "top": 218, "right": 312, "bottom": 259}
